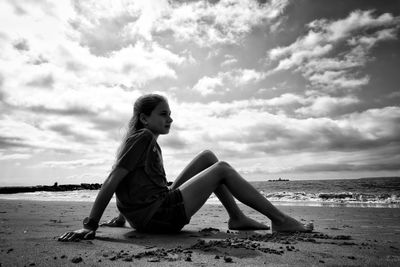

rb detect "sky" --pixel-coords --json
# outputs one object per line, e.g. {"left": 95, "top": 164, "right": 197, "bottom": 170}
{"left": 0, "top": 0, "right": 399, "bottom": 186}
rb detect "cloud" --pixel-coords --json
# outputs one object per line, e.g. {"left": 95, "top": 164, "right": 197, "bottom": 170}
{"left": 42, "top": 158, "right": 109, "bottom": 169}
{"left": 291, "top": 162, "right": 400, "bottom": 173}
{"left": 69, "top": 0, "right": 289, "bottom": 54}
{"left": 26, "top": 74, "right": 54, "bottom": 88}
{"left": 264, "top": 93, "right": 305, "bottom": 106}
{"left": 0, "top": 74, "right": 4, "bottom": 100}
{"left": 161, "top": 132, "right": 188, "bottom": 150}
{"left": 221, "top": 54, "right": 238, "bottom": 67}
{"left": 268, "top": 10, "right": 400, "bottom": 91}
{"left": 192, "top": 76, "right": 224, "bottom": 96}
{"left": 263, "top": 93, "right": 360, "bottom": 117}
{"left": 12, "top": 38, "right": 29, "bottom": 51}
{"left": 387, "top": 91, "right": 400, "bottom": 99}
{"left": 47, "top": 123, "right": 95, "bottom": 143}
{"left": 308, "top": 71, "right": 370, "bottom": 90}
{"left": 156, "top": 0, "right": 289, "bottom": 47}
{"left": 270, "top": 43, "right": 333, "bottom": 71}
{"left": 0, "top": 136, "right": 30, "bottom": 149}
{"left": 295, "top": 95, "right": 360, "bottom": 117}
{"left": 192, "top": 68, "right": 266, "bottom": 96}
{"left": 231, "top": 69, "right": 266, "bottom": 85}
{"left": 0, "top": 153, "right": 31, "bottom": 160}
{"left": 0, "top": 1, "right": 187, "bottom": 105}
{"left": 0, "top": 112, "right": 112, "bottom": 156}
{"left": 174, "top": 100, "right": 400, "bottom": 160}
{"left": 70, "top": 0, "right": 171, "bottom": 55}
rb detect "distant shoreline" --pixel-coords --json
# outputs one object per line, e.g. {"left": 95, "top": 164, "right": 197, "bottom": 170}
{"left": 0, "top": 183, "right": 102, "bottom": 194}
{"left": 268, "top": 178, "right": 290, "bottom": 182}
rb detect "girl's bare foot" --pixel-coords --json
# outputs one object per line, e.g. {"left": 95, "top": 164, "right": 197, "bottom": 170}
{"left": 228, "top": 216, "right": 270, "bottom": 230}
{"left": 272, "top": 215, "right": 313, "bottom": 233}
{"left": 100, "top": 216, "right": 126, "bottom": 227}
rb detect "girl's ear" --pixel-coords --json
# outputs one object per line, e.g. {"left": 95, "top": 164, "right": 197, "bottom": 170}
{"left": 139, "top": 113, "right": 147, "bottom": 126}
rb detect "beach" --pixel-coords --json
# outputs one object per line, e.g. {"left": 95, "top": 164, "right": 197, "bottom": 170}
{"left": 1, "top": 199, "right": 399, "bottom": 266}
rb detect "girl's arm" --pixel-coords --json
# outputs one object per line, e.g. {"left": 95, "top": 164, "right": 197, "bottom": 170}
{"left": 58, "top": 167, "right": 128, "bottom": 241}
{"left": 88, "top": 167, "right": 128, "bottom": 223}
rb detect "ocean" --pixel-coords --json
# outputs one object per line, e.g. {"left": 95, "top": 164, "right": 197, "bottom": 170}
{"left": 0, "top": 177, "right": 399, "bottom": 208}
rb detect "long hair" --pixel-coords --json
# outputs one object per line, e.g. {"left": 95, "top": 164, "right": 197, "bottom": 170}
{"left": 116, "top": 94, "right": 167, "bottom": 162}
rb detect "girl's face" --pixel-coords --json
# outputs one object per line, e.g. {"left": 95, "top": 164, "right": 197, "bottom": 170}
{"left": 142, "top": 101, "right": 173, "bottom": 137}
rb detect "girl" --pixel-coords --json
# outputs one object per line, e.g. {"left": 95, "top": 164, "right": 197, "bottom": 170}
{"left": 59, "top": 94, "right": 312, "bottom": 241}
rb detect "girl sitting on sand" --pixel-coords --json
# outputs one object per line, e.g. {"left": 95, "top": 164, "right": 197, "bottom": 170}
{"left": 59, "top": 94, "right": 313, "bottom": 241}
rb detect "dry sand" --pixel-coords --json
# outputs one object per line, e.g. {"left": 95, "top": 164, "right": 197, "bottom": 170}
{"left": 1, "top": 199, "right": 400, "bottom": 266}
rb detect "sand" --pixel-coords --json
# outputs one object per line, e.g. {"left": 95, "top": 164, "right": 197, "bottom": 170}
{"left": 1, "top": 199, "right": 400, "bottom": 266}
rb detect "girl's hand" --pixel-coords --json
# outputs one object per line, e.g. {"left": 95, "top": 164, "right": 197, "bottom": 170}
{"left": 100, "top": 216, "right": 125, "bottom": 227}
{"left": 58, "top": 228, "right": 95, "bottom": 242}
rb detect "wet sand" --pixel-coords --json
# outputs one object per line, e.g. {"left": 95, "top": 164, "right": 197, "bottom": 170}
{"left": 1, "top": 199, "right": 399, "bottom": 266}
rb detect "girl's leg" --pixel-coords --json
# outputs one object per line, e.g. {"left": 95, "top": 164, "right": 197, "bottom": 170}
{"left": 171, "top": 150, "right": 268, "bottom": 230}
{"left": 179, "top": 161, "right": 313, "bottom": 233}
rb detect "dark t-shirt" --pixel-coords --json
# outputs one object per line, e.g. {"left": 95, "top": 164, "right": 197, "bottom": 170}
{"left": 115, "top": 128, "right": 169, "bottom": 229}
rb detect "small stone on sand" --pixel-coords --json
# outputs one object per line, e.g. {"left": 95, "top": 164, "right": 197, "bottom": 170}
{"left": 71, "top": 256, "right": 82, "bottom": 263}
{"left": 224, "top": 256, "right": 233, "bottom": 263}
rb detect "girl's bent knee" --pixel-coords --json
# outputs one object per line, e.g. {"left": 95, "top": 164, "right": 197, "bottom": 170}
{"left": 215, "top": 161, "right": 231, "bottom": 170}
{"left": 199, "top": 150, "right": 218, "bottom": 164}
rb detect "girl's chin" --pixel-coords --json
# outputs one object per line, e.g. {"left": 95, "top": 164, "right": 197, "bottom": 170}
{"left": 161, "top": 129, "right": 170, "bottom": 134}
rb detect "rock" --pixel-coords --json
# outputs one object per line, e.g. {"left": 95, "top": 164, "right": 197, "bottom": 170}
{"left": 224, "top": 256, "right": 233, "bottom": 263}
{"left": 71, "top": 256, "right": 82, "bottom": 263}
{"left": 199, "top": 227, "right": 220, "bottom": 233}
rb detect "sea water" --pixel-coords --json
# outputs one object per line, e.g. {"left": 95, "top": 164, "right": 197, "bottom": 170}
{"left": 0, "top": 177, "right": 399, "bottom": 208}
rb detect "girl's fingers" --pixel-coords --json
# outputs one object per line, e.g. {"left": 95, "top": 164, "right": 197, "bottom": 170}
{"left": 58, "top": 229, "right": 94, "bottom": 242}
{"left": 58, "top": 233, "right": 67, "bottom": 240}
{"left": 58, "top": 232, "right": 73, "bottom": 241}
{"left": 66, "top": 232, "right": 76, "bottom": 241}
{"left": 58, "top": 231, "right": 82, "bottom": 242}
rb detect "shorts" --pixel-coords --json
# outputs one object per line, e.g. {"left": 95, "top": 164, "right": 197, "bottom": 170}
{"left": 142, "top": 189, "right": 190, "bottom": 233}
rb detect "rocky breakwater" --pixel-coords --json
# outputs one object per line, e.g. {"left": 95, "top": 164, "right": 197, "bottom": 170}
{"left": 0, "top": 183, "right": 102, "bottom": 194}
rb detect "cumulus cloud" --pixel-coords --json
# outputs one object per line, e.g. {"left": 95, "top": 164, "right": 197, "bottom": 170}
{"left": 69, "top": 0, "right": 289, "bottom": 54}
{"left": 264, "top": 93, "right": 305, "bottom": 106}
{"left": 175, "top": 100, "right": 400, "bottom": 158}
{"left": 295, "top": 95, "right": 360, "bottom": 117}
{"left": 262, "top": 93, "right": 360, "bottom": 117}
{"left": 192, "top": 76, "right": 224, "bottom": 96}
{"left": 268, "top": 10, "right": 400, "bottom": 91}
{"left": 192, "top": 68, "right": 266, "bottom": 96}
{"left": 156, "top": 0, "right": 289, "bottom": 47}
